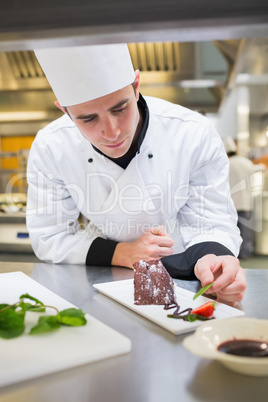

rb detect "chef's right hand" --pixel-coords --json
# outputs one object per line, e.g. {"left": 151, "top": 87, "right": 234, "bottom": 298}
{"left": 111, "top": 225, "right": 174, "bottom": 269}
{"left": 194, "top": 254, "right": 246, "bottom": 306}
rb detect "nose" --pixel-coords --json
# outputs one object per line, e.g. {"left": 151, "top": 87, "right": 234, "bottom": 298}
{"left": 102, "top": 116, "right": 120, "bottom": 141}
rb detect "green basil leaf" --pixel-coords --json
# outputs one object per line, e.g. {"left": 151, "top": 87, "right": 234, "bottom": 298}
{"left": 29, "top": 315, "right": 60, "bottom": 335}
{"left": 0, "top": 309, "right": 25, "bottom": 339}
{"left": 193, "top": 282, "right": 214, "bottom": 300}
{"left": 57, "top": 308, "right": 87, "bottom": 327}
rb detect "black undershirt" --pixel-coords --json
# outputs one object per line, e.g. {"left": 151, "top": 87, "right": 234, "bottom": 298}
{"left": 85, "top": 95, "right": 234, "bottom": 279}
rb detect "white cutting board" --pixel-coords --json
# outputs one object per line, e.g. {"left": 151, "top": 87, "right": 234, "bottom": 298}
{"left": 0, "top": 272, "right": 131, "bottom": 388}
{"left": 94, "top": 279, "right": 245, "bottom": 335}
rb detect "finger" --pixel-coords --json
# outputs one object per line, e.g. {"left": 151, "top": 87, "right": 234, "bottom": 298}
{"left": 212, "top": 271, "right": 246, "bottom": 307}
{"left": 214, "top": 269, "right": 246, "bottom": 299}
{"left": 209, "top": 258, "right": 240, "bottom": 294}
{"left": 155, "top": 235, "right": 174, "bottom": 248}
{"left": 216, "top": 288, "right": 245, "bottom": 305}
{"left": 158, "top": 247, "right": 174, "bottom": 257}
{"left": 145, "top": 228, "right": 174, "bottom": 248}
{"left": 194, "top": 255, "right": 216, "bottom": 286}
{"left": 152, "top": 241, "right": 174, "bottom": 258}
{"left": 143, "top": 231, "right": 174, "bottom": 248}
{"left": 216, "top": 297, "right": 240, "bottom": 307}
{"left": 146, "top": 247, "right": 174, "bottom": 259}
{"left": 150, "top": 225, "right": 167, "bottom": 236}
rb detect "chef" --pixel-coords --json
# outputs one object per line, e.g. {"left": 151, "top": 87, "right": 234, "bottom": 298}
{"left": 26, "top": 44, "right": 246, "bottom": 305}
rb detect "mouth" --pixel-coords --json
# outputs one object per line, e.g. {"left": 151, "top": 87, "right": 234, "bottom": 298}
{"left": 104, "top": 139, "right": 125, "bottom": 149}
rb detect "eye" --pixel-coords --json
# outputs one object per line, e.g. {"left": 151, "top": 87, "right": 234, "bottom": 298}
{"left": 113, "top": 106, "right": 127, "bottom": 114}
{"left": 82, "top": 116, "right": 96, "bottom": 124}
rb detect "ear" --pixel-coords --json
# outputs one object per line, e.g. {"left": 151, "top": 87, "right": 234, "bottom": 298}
{"left": 134, "top": 70, "right": 140, "bottom": 101}
{"left": 54, "top": 100, "right": 67, "bottom": 114}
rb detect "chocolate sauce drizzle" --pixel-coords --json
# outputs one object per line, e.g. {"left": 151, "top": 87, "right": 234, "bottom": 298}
{"left": 165, "top": 301, "right": 214, "bottom": 322}
{"left": 164, "top": 302, "right": 192, "bottom": 317}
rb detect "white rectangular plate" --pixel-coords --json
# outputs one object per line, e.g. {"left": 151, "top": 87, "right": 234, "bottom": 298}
{"left": 94, "top": 279, "right": 245, "bottom": 335}
{"left": 0, "top": 272, "right": 131, "bottom": 388}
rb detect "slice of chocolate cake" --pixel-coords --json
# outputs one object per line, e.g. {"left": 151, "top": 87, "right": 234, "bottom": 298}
{"left": 133, "top": 259, "right": 177, "bottom": 306}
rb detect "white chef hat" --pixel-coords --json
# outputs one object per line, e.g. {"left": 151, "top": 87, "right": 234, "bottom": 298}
{"left": 222, "top": 136, "right": 237, "bottom": 153}
{"left": 35, "top": 44, "right": 135, "bottom": 106}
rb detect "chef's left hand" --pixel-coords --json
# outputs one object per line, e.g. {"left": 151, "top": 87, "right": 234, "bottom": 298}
{"left": 194, "top": 254, "right": 246, "bottom": 306}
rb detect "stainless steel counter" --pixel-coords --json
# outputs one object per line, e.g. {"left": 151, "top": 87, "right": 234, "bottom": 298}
{"left": 0, "top": 262, "right": 267, "bottom": 402}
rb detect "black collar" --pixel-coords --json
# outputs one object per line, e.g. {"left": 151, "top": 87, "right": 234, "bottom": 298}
{"left": 92, "top": 94, "right": 149, "bottom": 169}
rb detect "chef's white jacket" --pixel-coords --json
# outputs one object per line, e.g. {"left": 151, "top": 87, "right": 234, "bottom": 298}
{"left": 26, "top": 96, "right": 241, "bottom": 265}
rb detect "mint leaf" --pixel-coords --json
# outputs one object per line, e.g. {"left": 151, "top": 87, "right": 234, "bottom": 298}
{"left": 0, "top": 304, "right": 10, "bottom": 310}
{"left": 0, "top": 294, "right": 87, "bottom": 338}
{"left": 57, "top": 308, "right": 87, "bottom": 326}
{"left": 0, "top": 308, "right": 25, "bottom": 339}
{"left": 187, "top": 313, "right": 199, "bottom": 322}
{"left": 20, "top": 293, "right": 44, "bottom": 306}
{"left": 0, "top": 304, "right": 17, "bottom": 313}
{"left": 18, "top": 294, "right": 46, "bottom": 314}
{"left": 167, "top": 314, "right": 188, "bottom": 320}
{"left": 29, "top": 315, "right": 60, "bottom": 335}
{"left": 15, "top": 309, "right": 26, "bottom": 321}
{"left": 167, "top": 312, "right": 215, "bottom": 322}
{"left": 18, "top": 301, "right": 46, "bottom": 313}
{"left": 193, "top": 282, "right": 214, "bottom": 300}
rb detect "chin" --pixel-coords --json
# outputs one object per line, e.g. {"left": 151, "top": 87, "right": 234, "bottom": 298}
{"left": 111, "top": 150, "right": 127, "bottom": 159}
{"left": 111, "top": 145, "right": 131, "bottom": 159}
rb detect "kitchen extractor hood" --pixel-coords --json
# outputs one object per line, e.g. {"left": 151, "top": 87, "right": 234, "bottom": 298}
{"left": 0, "top": 1, "right": 267, "bottom": 133}
{"left": 0, "top": 38, "right": 267, "bottom": 125}
{"left": 0, "top": 40, "right": 239, "bottom": 126}
{"left": 0, "top": 1, "right": 267, "bottom": 51}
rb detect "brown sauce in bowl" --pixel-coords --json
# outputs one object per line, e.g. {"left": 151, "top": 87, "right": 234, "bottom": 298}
{"left": 217, "top": 339, "right": 268, "bottom": 357}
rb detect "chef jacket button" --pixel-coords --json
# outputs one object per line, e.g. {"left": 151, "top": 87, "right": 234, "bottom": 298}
{"left": 88, "top": 158, "right": 93, "bottom": 163}
{"left": 148, "top": 153, "right": 153, "bottom": 159}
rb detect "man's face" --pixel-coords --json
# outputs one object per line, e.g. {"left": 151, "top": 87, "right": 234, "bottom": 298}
{"left": 65, "top": 72, "right": 141, "bottom": 159}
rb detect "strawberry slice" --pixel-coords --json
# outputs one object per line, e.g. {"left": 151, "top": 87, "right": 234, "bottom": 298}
{"left": 190, "top": 301, "right": 215, "bottom": 318}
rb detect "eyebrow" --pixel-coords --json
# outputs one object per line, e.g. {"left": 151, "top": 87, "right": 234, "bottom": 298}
{"left": 75, "top": 98, "right": 130, "bottom": 120}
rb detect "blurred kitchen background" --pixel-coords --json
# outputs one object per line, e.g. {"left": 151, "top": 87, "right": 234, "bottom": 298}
{"left": 0, "top": 1, "right": 268, "bottom": 268}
